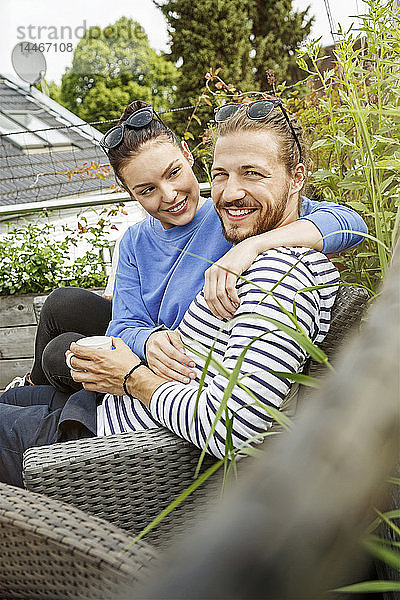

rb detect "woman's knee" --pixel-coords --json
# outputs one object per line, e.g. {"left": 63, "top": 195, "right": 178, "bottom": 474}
{"left": 39, "top": 287, "right": 111, "bottom": 334}
{"left": 42, "top": 332, "right": 84, "bottom": 377}
{"left": 41, "top": 333, "right": 84, "bottom": 394}
{"left": 40, "top": 287, "right": 86, "bottom": 320}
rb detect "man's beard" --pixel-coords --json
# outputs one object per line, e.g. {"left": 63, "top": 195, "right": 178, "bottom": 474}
{"left": 215, "top": 184, "right": 290, "bottom": 245}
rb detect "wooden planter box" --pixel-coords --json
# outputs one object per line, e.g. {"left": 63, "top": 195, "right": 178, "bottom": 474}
{"left": 0, "top": 292, "right": 45, "bottom": 391}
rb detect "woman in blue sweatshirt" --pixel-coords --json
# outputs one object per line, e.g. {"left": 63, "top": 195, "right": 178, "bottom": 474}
{"left": 5, "top": 100, "right": 367, "bottom": 393}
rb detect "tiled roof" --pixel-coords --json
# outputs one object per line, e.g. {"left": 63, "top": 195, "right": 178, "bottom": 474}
{"left": 0, "top": 75, "right": 111, "bottom": 206}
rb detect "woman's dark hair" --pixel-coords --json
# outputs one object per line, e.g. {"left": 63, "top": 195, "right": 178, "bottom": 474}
{"left": 107, "top": 100, "right": 182, "bottom": 187}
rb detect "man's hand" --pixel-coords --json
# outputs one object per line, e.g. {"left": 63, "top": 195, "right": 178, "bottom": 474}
{"left": 146, "top": 330, "right": 196, "bottom": 384}
{"left": 67, "top": 337, "right": 140, "bottom": 394}
{"left": 203, "top": 237, "right": 261, "bottom": 319}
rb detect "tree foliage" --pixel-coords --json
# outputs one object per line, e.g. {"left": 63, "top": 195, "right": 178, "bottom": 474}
{"left": 156, "top": 0, "right": 254, "bottom": 105}
{"left": 58, "top": 17, "right": 178, "bottom": 131}
{"left": 154, "top": 0, "right": 313, "bottom": 129}
{"left": 249, "top": 0, "right": 313, "bottom": 88}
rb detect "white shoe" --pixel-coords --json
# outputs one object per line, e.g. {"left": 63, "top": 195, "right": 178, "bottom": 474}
{"left": 4, "top": 374, "right": 30, "bottom": 392}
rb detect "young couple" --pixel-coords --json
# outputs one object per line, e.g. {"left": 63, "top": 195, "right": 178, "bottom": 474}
{"left": 0, "top": 99, "right": 366, "bottom": 486}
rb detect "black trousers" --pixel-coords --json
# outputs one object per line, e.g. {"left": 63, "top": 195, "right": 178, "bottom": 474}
{"left": 30, "top": 287, "right": 112, "bottom": 394}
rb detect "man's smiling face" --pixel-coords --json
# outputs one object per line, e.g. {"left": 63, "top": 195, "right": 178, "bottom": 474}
{"left": 211, "top": 129, "right": 300, "bottom": 244}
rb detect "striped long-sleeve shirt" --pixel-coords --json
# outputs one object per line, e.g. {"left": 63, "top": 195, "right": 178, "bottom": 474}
{"left": 98, "top": 247, "right": 339, "bottom": 458}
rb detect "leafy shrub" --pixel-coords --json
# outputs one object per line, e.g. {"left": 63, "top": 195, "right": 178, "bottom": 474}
{"left": 0, "top": 208, "right": 120, "bottom": 296}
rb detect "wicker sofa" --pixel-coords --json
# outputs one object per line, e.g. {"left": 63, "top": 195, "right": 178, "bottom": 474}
{"left": 0, "top": 481, "right": 158, "bottom": 600}
{"left": 21, "top": 284, "right": 370, "bottom": 551}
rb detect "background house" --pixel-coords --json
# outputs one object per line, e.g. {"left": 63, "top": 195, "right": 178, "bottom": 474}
{"left": 0, "top": 72, "right": 146, "bottom": 240}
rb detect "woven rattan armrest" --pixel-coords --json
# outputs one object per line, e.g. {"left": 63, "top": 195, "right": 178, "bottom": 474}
{"left": 0, "top": 481, "right": 158, "bottom": 599}
{"left": 23, "top": 427, "right": 220, "bottom": 549}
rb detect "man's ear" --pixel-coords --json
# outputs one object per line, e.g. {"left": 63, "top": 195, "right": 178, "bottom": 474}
{"left": 181, "top": 140, "right": 194, "bottom": 166}
{"left": 292, "top": 163, "right": 306, "bottom": 192}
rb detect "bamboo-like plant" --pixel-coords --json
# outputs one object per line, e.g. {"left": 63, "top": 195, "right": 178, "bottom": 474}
{"left": 295, "top": 0, "right": 400, "bottom": 290}
{"left": 336, "top": 478, "right": 400, "bottom": 594}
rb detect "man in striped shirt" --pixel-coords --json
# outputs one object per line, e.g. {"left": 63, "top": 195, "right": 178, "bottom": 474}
{"left": 70, "top": 102, "right": 339, "bottom": 459}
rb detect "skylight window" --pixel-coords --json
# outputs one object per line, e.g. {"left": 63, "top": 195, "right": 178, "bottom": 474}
{"left": 0, "top": 112, "right": 44, "bottom": 149}
{"left": 0, "top": 112, "right": 74, "bottom": 150}
{"left": 10, "top": 113, "right": 73, "bottom": 146}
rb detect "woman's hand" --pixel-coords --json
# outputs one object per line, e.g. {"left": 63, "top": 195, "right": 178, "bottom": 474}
{"left": 67, "top": 337, "right": 140, "bottom": 394}
{"left": 203, "top": 237, "right": 261, "bottom": 319}
{"left": 146, "top": 330, "right": 197, "bottom": 384}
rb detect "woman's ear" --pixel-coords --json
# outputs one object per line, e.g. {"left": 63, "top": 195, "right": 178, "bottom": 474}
{"left": 181, "top": 140, "right": 194, "bottom": 166}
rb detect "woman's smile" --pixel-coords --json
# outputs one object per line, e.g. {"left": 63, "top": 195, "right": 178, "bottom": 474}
{"left": 164, "top": 196, "right": 189, "bottom": 215}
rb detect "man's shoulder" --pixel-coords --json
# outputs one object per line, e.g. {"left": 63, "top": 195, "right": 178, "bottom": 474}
{"left": 243, "top": 246, "right": 338, "bottom": 288}
{"left": 249, "top": 246, "right": 329, "bottom": 269}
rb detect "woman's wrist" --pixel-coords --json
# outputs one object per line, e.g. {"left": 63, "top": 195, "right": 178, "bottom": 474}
{"left": 246, "top": 232, "right": 273, "bottom": 255}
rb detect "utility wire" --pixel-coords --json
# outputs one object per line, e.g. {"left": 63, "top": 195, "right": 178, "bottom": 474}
{"left": 323, "top": 0, "right": 337, "bottom": 44}
{"left": 0, "top": 103, "right": 208, "bottom": 138}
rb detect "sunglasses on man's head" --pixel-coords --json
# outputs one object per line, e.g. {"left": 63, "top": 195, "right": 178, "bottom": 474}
{"left": 100, "top": 106, "right": 166, "bottom": 151}
{"left": 214, "top": 99, "right": 302, "bottom": 163}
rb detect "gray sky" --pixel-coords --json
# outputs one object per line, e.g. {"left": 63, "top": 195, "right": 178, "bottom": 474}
{"left": 1, "top": 0, "right": 364, "bottom": 84}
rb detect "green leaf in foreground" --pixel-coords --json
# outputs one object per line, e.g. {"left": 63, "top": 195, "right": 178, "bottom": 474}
{"left": 373, "top": 509, "right": 400, "bottom": 538}
{"left": 364, "top": 539, "right": 400, "bottom": 571}
{"left": 389, "top": 477, "right": 400, "bottom": 486}
{"left": 335, "top": 581, "right": 400, "bottom": 593}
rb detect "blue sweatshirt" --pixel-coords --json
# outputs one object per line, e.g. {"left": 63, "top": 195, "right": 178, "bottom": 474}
{"left": 106, "top": 197, "right": 367, "bottom": 359}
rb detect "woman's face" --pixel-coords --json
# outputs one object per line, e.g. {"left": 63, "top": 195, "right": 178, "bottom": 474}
{"left": 121, "top": 140, "right": 200, "bottom": 229}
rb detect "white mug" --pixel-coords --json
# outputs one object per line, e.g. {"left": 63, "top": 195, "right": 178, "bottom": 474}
{"left": 66, "top": 335, "right": 113, "bottom": 370}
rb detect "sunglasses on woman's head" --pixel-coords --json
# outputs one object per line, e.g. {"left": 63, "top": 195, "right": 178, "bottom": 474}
{"left": 214, "top": 99, "right": 302, "bottom": 163}
{"left": 100, "top": 106, "right": 166, "bottom": 151}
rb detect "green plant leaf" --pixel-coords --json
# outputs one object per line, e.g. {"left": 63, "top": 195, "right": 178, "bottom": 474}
{"left": 347, "top": 201, "right": 368, "bottom": 212}
{"left": 335, "top": 581, "right": 400, "bottom": 593}
{"left": 261, "top": 371, "right": 320, "bottom": 388}
{"left": 364, "top": 539, "right": 400, "bottom": 571}
{"left": 310, "top": 139, "right": 333, "bottom": 150}
{"left": 374, "top": 159, "right": 400, "bottom": 170}
{"left": 338, "top": 180, "right": 366, "bottom": 191}
{"left": 373, "top": 509, "right": 400, "bottom": 538}
{"left": 237, "top": 446, "right": 264, "bottom": 458}
{"left": 374, "top": 135, "right": 399, "bottom": 144}
{"left": 312, "top": 169, "right": 338, "bottom": 181}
